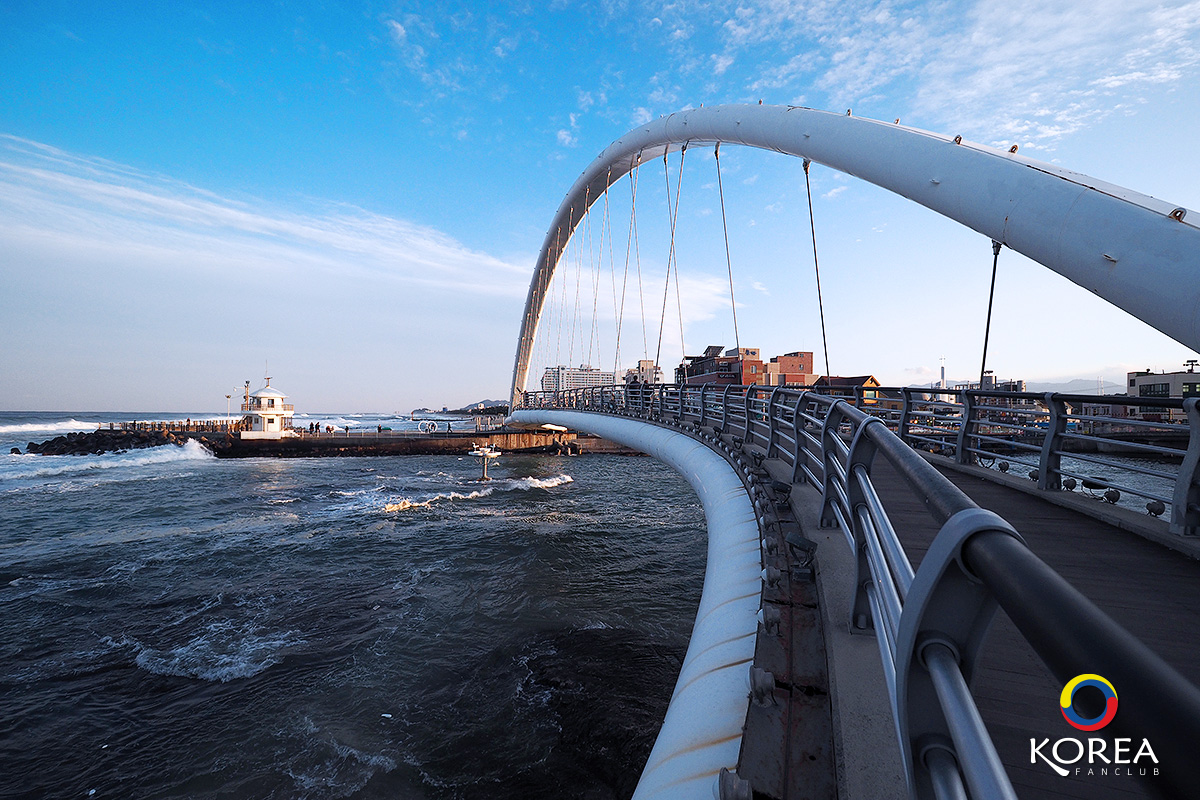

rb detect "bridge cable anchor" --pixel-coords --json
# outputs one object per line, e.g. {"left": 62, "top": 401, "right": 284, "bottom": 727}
{"left": 749, "top": 666, "right": 778, "bottom": 706}
{"left": 717, "top": 767, "right": 753, "bottom": 800}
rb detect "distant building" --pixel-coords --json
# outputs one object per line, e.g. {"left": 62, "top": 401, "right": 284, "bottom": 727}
{"left": 541, "top": 364, "right": 617, "bottom": 392}
{"left": 241, "top": 378, "right": 295, "bottom": 440}
{"left": 623, "top": 359, "right": 664, "bottom": 385}
{"left": 676, "top": 345, "right": 767, "bottom": 386}
{"left": 1079, "top": 398, "right": 1135, "bottom": 433}
{"left": 952, "top": 372, "right": 1026, "bottom": 393}
{"left": 1126, "top": 365, "right": 1200, "bottom": 422}
{"left": 952, "top": 373, "right": 1037, "bottom": 414}
{"left": 812, "top": 375, "right": 883, "bottom": 403}
{"left": 765, "top": 351, "right": 814, "bottom": 387}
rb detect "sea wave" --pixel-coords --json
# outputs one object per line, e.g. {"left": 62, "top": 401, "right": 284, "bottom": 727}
{"left": 384, "top": 489, "right": 492, "bottom": 512}
{"left": 502, "top": 474, "right": 574, "bottom": 491}
{"left": 383, "top": 474, "right": 573, "bottom": 512}
{"left": 2, "top": 439, "right": 215, "bottom": 481}
{"left": 126, "top": 621, "right": 304, "bottom": 683}
{"left": 0, "top": 418, "right": 97, "bottom": 435}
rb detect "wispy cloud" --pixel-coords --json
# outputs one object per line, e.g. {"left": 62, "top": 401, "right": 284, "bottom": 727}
{"left": 0, "top": 135, "right": 529, "bottom": 297}
{"left": 650, "top": 0, "right": 1200, "bottom": 147}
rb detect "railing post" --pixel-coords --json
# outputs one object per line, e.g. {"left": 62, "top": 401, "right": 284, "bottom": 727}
{"left": 854, "top": 384, "right": 865, "bottom": 409}
{"left": 1172, "top": 397, "right": 1200, "bottom": 535}
{"left": 676, "top": 385, "right": 685, "bottom": 423}
{"left": 766, "top": 386, "right": 782, "bottom": 459}
{"left": 955, "top": 390, "right": 975, "bottom": 464}
{"left": 792, "top": 392, "right": 810, "bottom": 484}
{"left": 699, "top": 384, "right": 708, "bottom": 428}
{"left": 896, "top": 508, "right": 1022, "bottom": 800}
{"left": 1037, "top": 393, "right": 1066, "bottom": 490}
{"left": 721, "top": 384, "right": 734, "bottom": 433}
{"left": 899, "top": 387, "right": 913, "bottom": 445}
{"left": 818, "top": 400, "right": 847, "bottom": 528}
{"left": 743, "top": 385, "right": 755, "bottom": 445}
{"left": 845, "top": 418, "right": 883, "bottom": 633}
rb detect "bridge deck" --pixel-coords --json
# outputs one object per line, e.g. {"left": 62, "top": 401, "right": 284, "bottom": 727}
{"left": 869, "top": 458, "right": 1200, "bottom": 799}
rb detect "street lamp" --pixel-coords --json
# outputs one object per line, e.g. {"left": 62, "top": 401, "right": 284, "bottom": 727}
{"left": 226, "top": 394, "right": 232, "bottom": 428}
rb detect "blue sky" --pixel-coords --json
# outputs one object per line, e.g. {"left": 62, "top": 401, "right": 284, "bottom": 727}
{"left": 2, "top": 1, "right": 1198, "bottom": 411}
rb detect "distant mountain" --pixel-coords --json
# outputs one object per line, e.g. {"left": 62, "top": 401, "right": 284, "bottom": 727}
{"left": 1024, "top": 378, "right": 1126, "bottom": 395}
{"left": 907, "top": 377, "right": 1127, "bottom": 395}
{"left": 455, "top": 399, "right": 506, "bottom": 411}
{"left": 448, "top": 399, "right": 508, "bottom": 414}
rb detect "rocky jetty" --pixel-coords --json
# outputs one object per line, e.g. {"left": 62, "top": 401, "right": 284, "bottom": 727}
{"left": 21, "top": 429, "right": 218, "bottom": 456}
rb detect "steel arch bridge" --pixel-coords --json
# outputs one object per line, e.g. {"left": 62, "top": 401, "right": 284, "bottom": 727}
{"left": 506, "top": 105, "right": 1200, "bottom": 800}
{"left": 510, "top": 104, "right": 1199, "bottom": 408}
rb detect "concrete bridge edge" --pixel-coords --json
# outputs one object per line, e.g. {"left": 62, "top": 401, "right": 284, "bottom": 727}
{"left": 509, "top": 409, "right": 761, "bottom": 799}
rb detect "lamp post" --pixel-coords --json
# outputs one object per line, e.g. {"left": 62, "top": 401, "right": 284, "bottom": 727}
{"left": 226, "top": 394, "right": 232, "bottom": 428}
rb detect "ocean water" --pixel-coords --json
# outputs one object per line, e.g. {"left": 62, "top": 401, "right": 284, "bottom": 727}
{"left": 0, "top": 413, "right": 706, "bottom": 799}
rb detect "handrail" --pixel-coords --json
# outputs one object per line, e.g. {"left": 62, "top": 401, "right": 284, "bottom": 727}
{"left": 514, "top": 383, "right": 1200, "bottom": 798}
{"left": 534, "top": 382, "right": 1197, "bottom": 532}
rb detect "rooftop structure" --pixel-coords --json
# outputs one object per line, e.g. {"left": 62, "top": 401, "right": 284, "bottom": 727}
{"left": 676, "top": 345, "right": 767, "bottom": 386}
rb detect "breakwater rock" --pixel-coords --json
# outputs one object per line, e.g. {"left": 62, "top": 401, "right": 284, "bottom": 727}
{"left": 23, "top": 429, "right": 213, "bottom": 456}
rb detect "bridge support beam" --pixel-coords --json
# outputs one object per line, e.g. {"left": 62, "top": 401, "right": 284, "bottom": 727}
{"left": 509, "top": 409, "right": 762, "bottom": 799}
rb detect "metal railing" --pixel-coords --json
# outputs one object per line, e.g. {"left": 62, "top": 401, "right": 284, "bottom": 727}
{"left": 514, "top": 384, "right": 1200, "bottom": 798}
{"left": 241, "top": 402, "right": 295, "bottom": 413}
{"left": 523, "top": 383, "right": 1200, "bottom": 534}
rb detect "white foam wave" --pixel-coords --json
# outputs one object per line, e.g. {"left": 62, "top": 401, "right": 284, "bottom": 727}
{"left": 384, "top": 488, "right": 493, "bottom": 512}
{"left": 130, "top": 621, "right": 303, "bottom": 682}
{"left": 3, "top": 439, "right": 214, "bottom": 480}
{"left": 499, "top": 474, "right": 574, "bottom": 491}
{"left": 382, "top": 474, "right": 572, "bottom": 512}
{"left": 0, "top": 418, "right": 96, "bottom": 435}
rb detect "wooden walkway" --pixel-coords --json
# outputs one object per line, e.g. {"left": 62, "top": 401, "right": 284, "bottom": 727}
{"left": 869, "top": 459, "right": 1200, "bottom": 799}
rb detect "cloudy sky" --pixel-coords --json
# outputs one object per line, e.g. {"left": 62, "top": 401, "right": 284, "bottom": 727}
{"left": 2, "top": 1, "right": 1198, "bottom": 411}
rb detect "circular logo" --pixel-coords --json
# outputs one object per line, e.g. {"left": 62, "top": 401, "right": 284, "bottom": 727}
{"left": 1060, "top": 674, "right": 1118, "bottom": 731}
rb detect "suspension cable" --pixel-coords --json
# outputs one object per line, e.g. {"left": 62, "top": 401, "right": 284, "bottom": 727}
{"left": 979, "top": 240, "right": 1003, "bottom": 389}
{"left": 569, "top": 200, "right": 585, "bottom": 365}
{"left": 604, "top": 177, "right": 620, "bottom": 378}
{"left": 803, "top": 159, "right": 831, "bottom": 377}
{"left": 715, "top": 143, "right": 740, "bottom": 353}
{"left": 555, "top": 226, "right": 569, "bottom": 366}
{"left": 586, "top": 185, "right": 601, "bottom": 369}
{"left": 655, "top": 145, "right": 687, "bottom": 370}
{"left": 632, "top": 163, "right": 648, "bottom": 361}
{"left": 614, "top": 165, "right": 634, "bottom": 378}
{"left": 538, "top": 228, "right": 563, "bottom": 385}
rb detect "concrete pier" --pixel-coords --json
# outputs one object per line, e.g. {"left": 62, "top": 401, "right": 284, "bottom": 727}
{"left": 208, "top": 429, "right": 596, "bottom": 458}
{"left": 24, "top": 427, "right": 640, "bottom": 458}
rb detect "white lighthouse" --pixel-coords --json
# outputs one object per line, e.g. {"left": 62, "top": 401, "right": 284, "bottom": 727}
{"left": 240, "top": 378, "right": 295, "bottom": 439}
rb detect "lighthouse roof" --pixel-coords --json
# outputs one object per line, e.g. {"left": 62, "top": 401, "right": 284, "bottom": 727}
{"left": 251, "top": 382, "right": 287, "bottom": 399}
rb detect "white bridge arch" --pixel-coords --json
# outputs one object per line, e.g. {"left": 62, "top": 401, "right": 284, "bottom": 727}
{"left": 511, "top": 104, "right": 1198, "bottom": 403}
